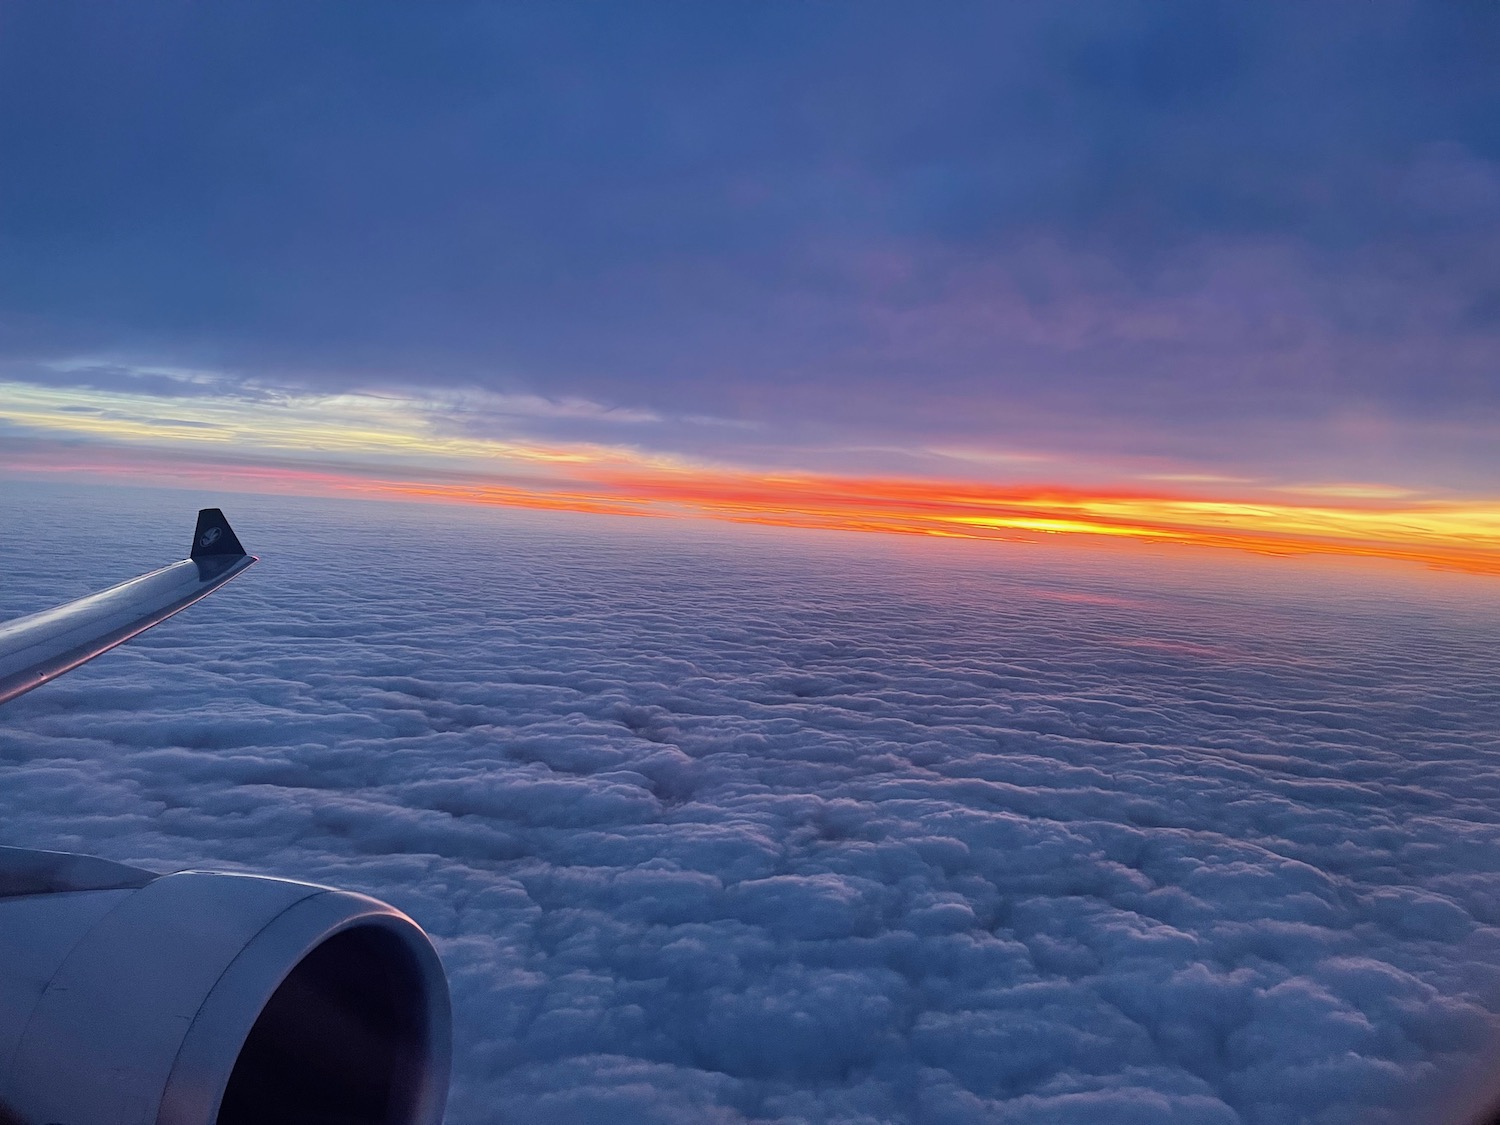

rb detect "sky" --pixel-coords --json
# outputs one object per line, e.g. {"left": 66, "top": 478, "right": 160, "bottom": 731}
{"left": 5, "top": 483, "right": 1500, "bottom": 1124}
{"left": 1, "top": 2, "right": 1498, "bottom": 573}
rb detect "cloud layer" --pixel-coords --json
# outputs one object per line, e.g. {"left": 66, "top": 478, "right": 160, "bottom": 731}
{"left": 1, "top": 4, "right": 1498, "bottom": 486}
{"left": 3, "top": 482, "right": 1500, "bottom": 1123}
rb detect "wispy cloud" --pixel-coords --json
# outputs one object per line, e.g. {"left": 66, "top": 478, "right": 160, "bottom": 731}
{"left": 6, "top": 373, "right": 1500, "bottom": 576}
{"left": 0, "top": 376, "right": 665, "bottom": 469}
{"left": 6, "top": 431, "right": 1499, "bottom": 578}
{"left": 14, "top": 361, "right": 284, "bottom": 402}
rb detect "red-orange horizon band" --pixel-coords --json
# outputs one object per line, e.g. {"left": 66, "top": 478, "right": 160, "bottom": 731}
{"left": 6, "top": 449, "right": 1499, "bottom": 577}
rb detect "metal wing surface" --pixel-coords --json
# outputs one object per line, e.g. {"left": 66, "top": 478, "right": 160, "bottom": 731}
{"left": 0, "top": 508, "right": 257, "bottom": 706}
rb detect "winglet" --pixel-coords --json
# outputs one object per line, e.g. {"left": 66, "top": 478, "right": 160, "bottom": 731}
{"left": 190, "top": 509, "right": 247, "bottom": 559}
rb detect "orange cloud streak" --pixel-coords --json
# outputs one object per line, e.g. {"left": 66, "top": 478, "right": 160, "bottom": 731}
{"left": 7, "top": 445, "right": 1500, "bottom": 577}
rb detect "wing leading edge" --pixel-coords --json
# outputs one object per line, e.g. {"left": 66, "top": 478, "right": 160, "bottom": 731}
{"left": 0, "top": 508, "right": 257, "bottom": 706}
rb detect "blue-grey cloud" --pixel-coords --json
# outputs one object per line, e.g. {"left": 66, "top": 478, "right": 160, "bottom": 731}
{"left": 0, "top": 3, "right": 1497, "bottom": 482}
{"left": 3, "top": 482, "right": 1500, "bottom": 1123}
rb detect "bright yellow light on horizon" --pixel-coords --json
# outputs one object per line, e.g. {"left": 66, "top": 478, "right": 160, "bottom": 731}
{"left": 5, "top": 377, "right": 1500, "bottom": 578}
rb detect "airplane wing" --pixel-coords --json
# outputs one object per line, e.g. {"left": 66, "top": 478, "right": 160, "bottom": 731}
{"left": 0, "top": 508, "right": 257, "bottom": 705}
{"left": 0, "top": 509, "right": 451, "bottom": 1125}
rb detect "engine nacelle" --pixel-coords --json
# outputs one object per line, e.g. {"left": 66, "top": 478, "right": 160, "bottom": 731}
{"left": 0, "top": 857, "right": 450, "bottom": 1125}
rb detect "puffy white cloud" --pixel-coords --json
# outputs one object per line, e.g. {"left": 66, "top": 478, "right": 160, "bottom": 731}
{"left": 4, "top": 481, "right": 1500, "bottom": 1123}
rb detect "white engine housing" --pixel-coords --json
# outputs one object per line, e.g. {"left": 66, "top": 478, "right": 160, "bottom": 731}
{"left": 0, "top": 866, "right": 451, "bottom": 1125}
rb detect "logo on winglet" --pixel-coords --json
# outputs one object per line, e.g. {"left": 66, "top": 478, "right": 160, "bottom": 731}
{"left": 199, "top": 527, "right": 222, "bottom": 548}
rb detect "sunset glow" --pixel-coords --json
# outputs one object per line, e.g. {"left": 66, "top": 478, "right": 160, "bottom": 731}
{"left": 3, "top": 5, "right": 1497, "bottom": 583}
{"left": 6, "top": 10, "right": 1500, "bottom": 1121}
{"left": 8, "top": 425, "right": 1499, "bottom": 577}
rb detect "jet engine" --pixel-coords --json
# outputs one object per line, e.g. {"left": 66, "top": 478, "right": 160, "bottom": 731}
{"left": 0, "top": 510, "right": 451, "bottom": 1123}
{"left": 0, "top": 848, "right": 451, "bottom": 1125}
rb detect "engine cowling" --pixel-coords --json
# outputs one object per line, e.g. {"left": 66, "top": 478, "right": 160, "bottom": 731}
{"left": 0, "top": 860, "right": 450, "bottom": 1125}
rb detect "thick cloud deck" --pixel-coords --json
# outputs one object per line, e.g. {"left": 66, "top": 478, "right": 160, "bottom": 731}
{"left": 3, "top": 483, "right": 1500, "bottom": 1124}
